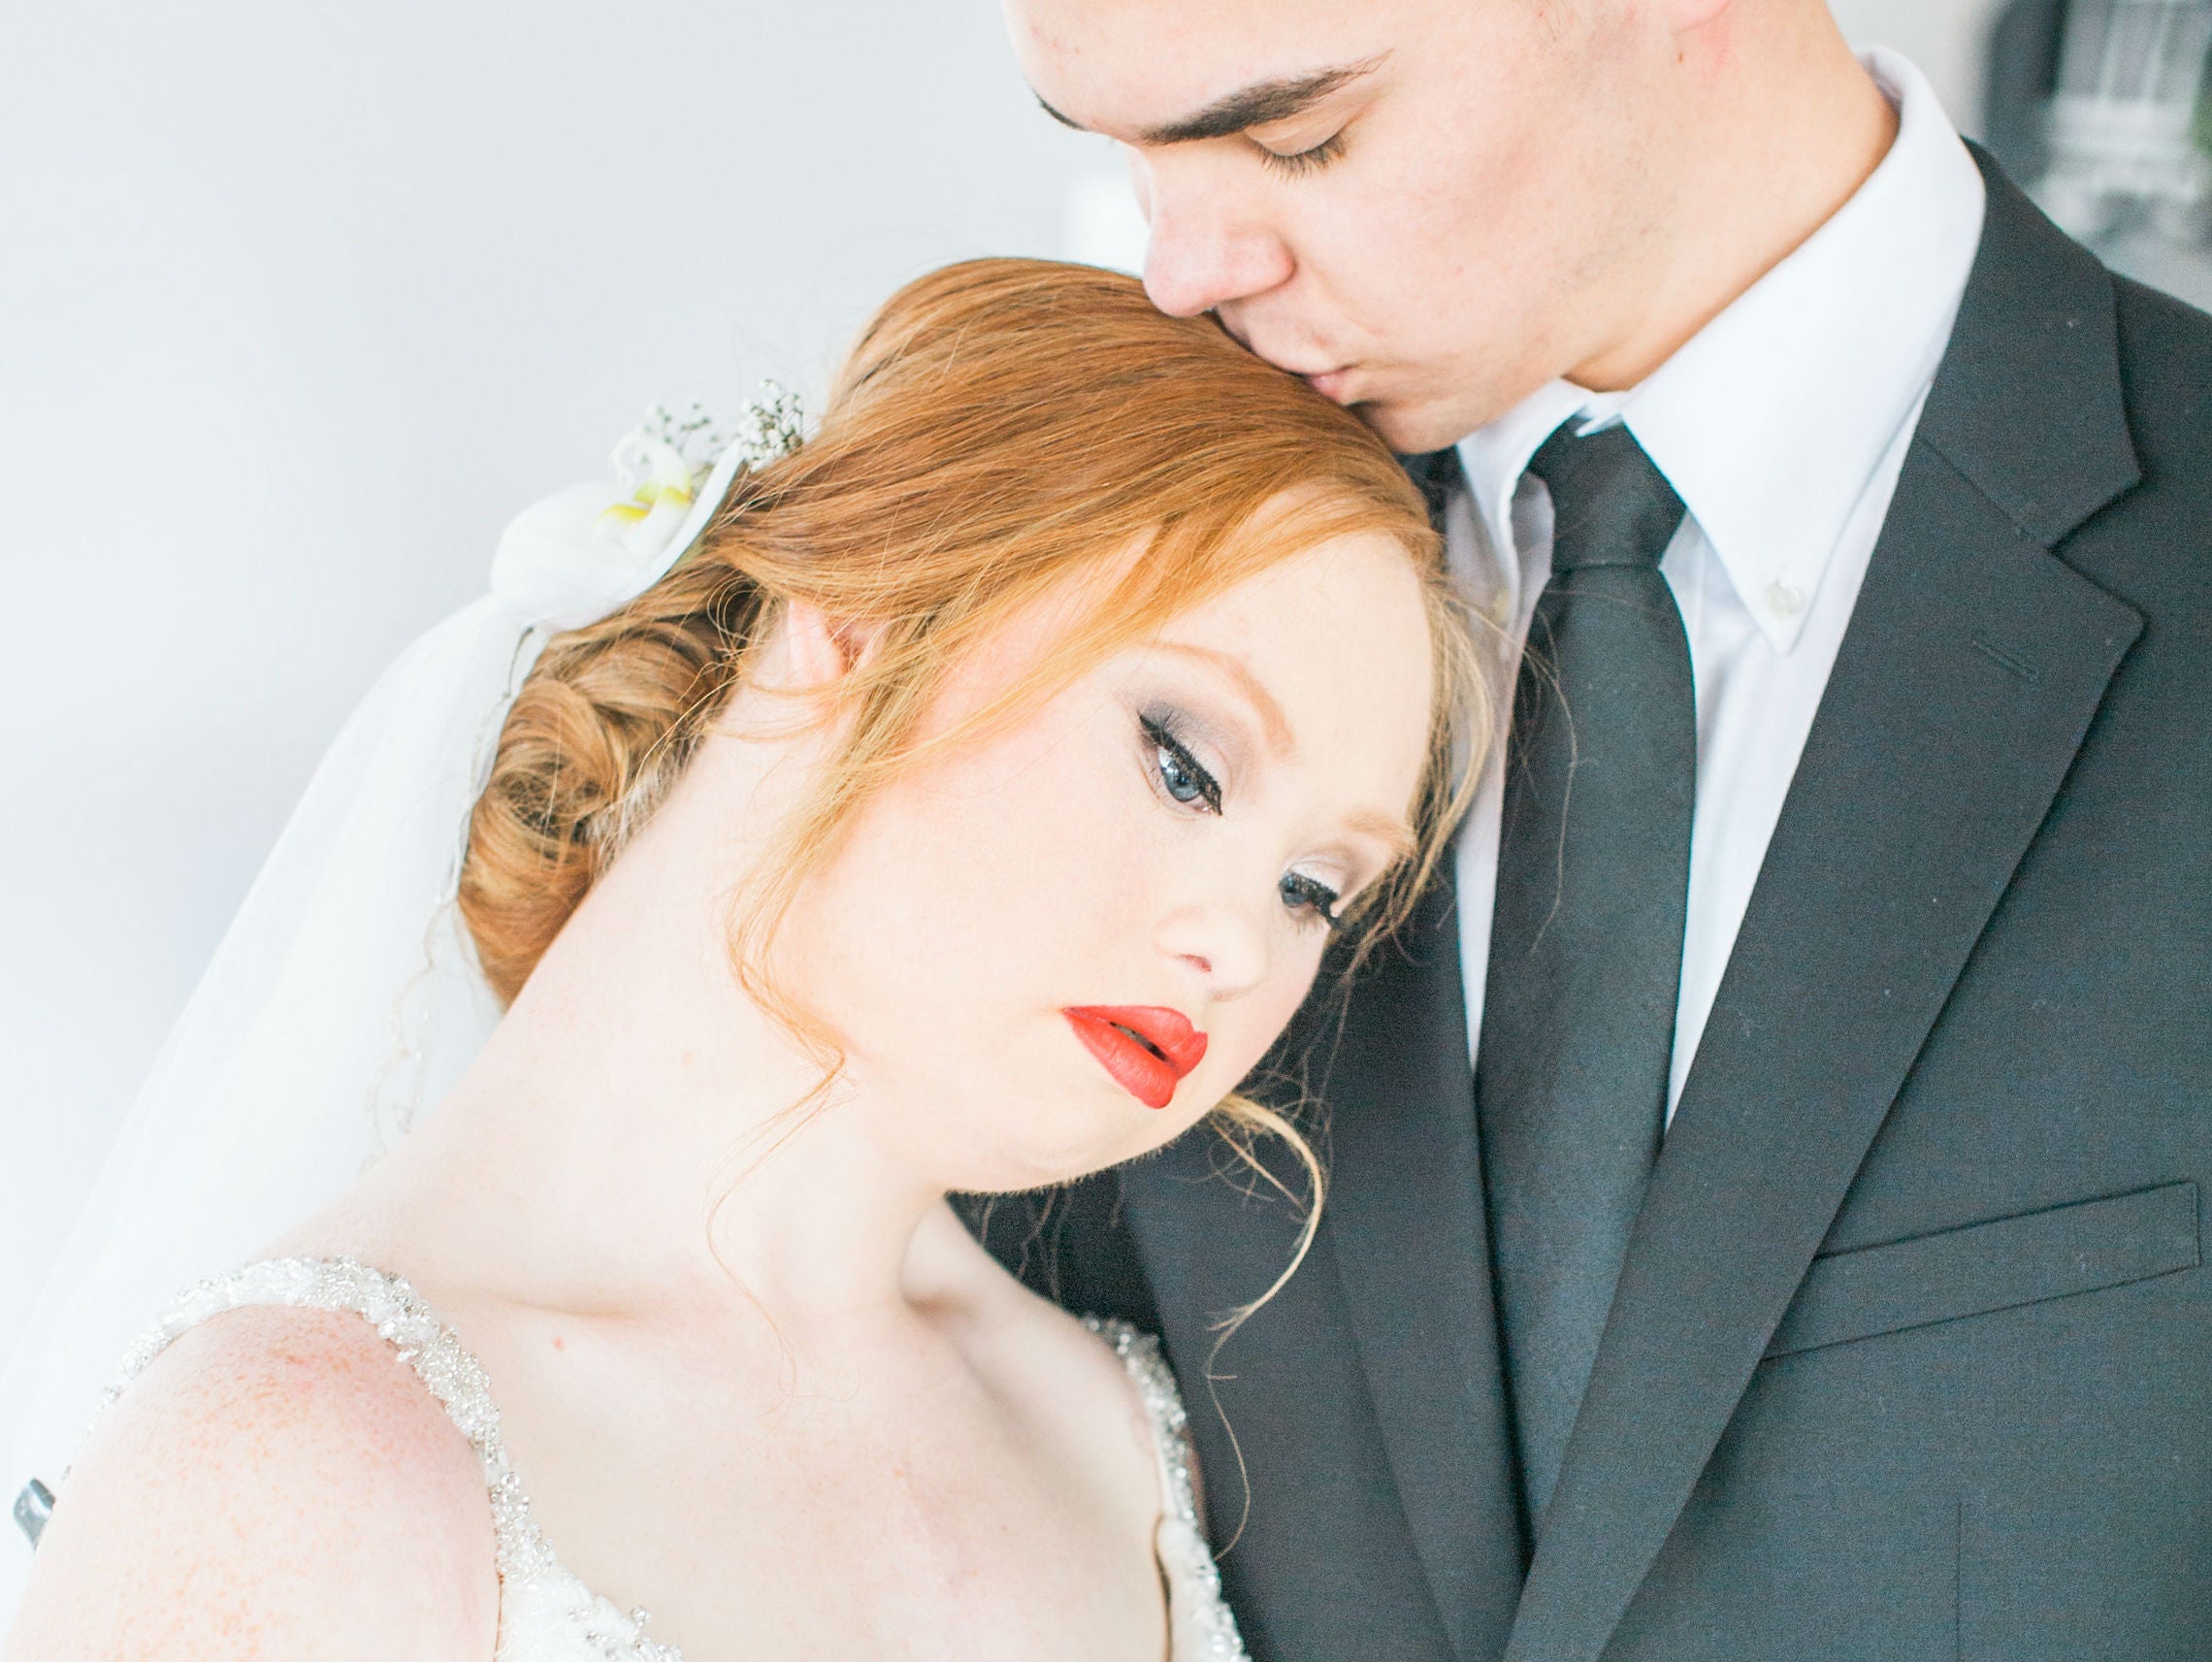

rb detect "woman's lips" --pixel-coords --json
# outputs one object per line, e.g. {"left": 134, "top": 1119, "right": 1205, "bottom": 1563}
{"left": 1062, "top": 1005, "right": 1209, "bottom": 1111}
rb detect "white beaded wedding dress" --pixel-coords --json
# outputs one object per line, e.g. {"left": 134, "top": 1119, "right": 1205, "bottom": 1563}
{"left": 95, "top": 1256, "right": 1249, "bottom": 1662}
{"left": 4, "top": 411, "right": 1251, "bottom": 1658}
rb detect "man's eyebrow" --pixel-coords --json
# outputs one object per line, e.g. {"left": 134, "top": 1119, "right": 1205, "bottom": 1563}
{"left": 1033, "top": 56, "right": 1384, "bottom": 147}
{"left": 1141, "top": 59, "right": 1382, "bottom": 146}
{"left": 1036, "top": 93, "right": 1085, "bottom": 130}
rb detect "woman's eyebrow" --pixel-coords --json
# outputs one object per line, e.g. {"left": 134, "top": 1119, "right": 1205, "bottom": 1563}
{"left": 1035, "top": 55, "right": 1386, "bottom": 146}
{"left": 1344, "top": 808, "right": 1417, "bottom": 865}
{"left": 1152, "top": 641, "right": 1417, "bottom": 860}
{"left": 1152, "top": 642, "right": 1295, "bottom": 758}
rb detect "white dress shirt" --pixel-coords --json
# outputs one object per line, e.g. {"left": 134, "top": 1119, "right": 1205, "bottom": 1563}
{"left": 1450, "top": 49, "right": 1988, "bottom": 1120}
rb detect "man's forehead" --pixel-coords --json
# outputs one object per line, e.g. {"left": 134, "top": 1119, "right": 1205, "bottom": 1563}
{"left": 1007, "top": 0, "right": 1394, "bottom": 136}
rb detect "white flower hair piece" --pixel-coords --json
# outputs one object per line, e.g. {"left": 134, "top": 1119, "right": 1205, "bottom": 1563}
{"left": 728, "top": 379, "right": 806, "bottom": 474}
{"left": 599, "top": 382, "right": 806, "bottom": 546}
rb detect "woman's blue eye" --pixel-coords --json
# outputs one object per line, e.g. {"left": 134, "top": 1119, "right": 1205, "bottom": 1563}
{"left": 1138, "top": 710, "right": 1342, "bottom": 930}
{"left": 1141, "top": 715, "right": 1221, "bottom": 814}
{"left": 1281, "top": 871, "right": 1344, "bottom": 932}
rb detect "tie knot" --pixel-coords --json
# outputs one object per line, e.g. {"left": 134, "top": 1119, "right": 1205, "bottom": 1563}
{"left": 1525, "top": 422, "right": 1685, "bottom": 574}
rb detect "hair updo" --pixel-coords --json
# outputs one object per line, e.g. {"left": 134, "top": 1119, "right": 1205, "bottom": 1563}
{"left": 461, "top": 258, "right": 1478, "bottom": 1014}
{"left": 458, "top": 261, "right": 1480, "bottom": 1259}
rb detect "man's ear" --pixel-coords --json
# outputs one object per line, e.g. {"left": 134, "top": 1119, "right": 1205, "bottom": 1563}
{"left": 1665, "top": 0, "right": 1737, "bottom": 35}
{"left": 778, "top": 600, "right": 890, "bottom": 690}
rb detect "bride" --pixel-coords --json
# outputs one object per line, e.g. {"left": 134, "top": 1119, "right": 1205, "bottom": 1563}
{"left": 3, "top": 259, "right": 1477, "bottom": 1661}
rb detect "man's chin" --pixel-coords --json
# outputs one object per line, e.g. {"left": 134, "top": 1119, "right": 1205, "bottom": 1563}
{"left": 1348, "top": 394, "right": 1474, "bottom": 458}
{"left": 1266, "top": 349, "right": 1482, "bottom": 453}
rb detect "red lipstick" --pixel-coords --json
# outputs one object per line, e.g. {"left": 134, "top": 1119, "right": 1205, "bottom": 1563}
{"left": 1062, "top": 1006, "right": 1209, "bottom": 1111}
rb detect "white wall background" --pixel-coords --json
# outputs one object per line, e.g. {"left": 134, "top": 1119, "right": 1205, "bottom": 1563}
{"left": 0, "top": 0, "right": 1126, "bottom": 1395}
{"left": 0, "top": 0, "right": 2000, "bottom": 1545}
{"left": 1838, "top": 0, "right": 2006, "bottom": 133}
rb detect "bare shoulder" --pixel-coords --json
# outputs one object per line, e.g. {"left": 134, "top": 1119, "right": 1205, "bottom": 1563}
{"left": 924, "top": 1209, "right": 1166, "bottom": 1526}
{"left": 6, "top": 1303, "right": 498, "bottom": 1662}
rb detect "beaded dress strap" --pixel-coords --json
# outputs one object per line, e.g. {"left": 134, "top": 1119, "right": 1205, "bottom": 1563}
{"left": 105, "top": 1255, "right": 679, "bottom": 1662}
{"left": 1084, "top": 1317, "right": 1249, "bottom": 1661}
{"left": 100, "top": 1264, "right": 1235, "bottom": 1662}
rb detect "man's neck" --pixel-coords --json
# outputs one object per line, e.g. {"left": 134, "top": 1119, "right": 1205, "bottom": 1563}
{"left": 1569, "top": 14, "right": 1899, "bottom": 394}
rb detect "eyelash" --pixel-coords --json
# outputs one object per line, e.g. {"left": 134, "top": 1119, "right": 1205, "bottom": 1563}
{"left": 1142, "top": 712, "right": 1222, "bottom": 814}
{"left": 1257, "top": 131, "right": 1347, "bottom": 179}
{"left": 1139, "top": 713, "right": 1345, "bottom": 933}
{"left": 1280, "top": 871, "right": 1345, "bottom": 933}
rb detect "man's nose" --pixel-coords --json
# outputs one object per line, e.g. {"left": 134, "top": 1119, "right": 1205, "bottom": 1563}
{"left": 1138, "top": 160, "right": 1294, "bottom": 319}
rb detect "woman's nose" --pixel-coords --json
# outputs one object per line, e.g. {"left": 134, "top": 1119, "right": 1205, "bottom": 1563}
{"left": 1138, "top": 159, "right": 1295, "bottom": 319}
{"left": 1156, "top": 899, "right": 1272, "bottom": 1001}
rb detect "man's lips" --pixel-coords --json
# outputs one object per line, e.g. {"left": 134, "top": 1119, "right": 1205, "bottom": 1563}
{"left": 1300, "top": 366, "right": 1356, "bottom": 402}
{"left": 1214, "top": 314, "right": 1354, "bottom": 398}
{"left": 1062, "top": 1006, "right": 1209, "bottom": 1111}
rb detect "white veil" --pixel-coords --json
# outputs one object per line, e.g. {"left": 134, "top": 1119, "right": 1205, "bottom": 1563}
{"left": 0, "top": 399, "right": 794, "bottom": 1619}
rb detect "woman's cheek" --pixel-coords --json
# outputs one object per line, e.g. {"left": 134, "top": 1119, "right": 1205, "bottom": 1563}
{"left": 1209, "top": 946, "right": 1325, "bottom": 1093}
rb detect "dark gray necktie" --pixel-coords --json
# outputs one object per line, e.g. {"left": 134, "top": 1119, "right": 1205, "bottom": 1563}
{"left": 1476, "top": 420, "right": 1694, "bottom": 1538}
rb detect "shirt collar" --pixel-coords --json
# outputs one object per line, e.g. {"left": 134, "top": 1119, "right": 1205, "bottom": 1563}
{"left": 1456, "top": 49, "right": 1987, "bottom": 652}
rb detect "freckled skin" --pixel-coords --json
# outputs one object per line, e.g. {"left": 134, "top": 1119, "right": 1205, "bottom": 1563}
{"left": 10, "top": 1308, "right": 499, "bottom": 1662}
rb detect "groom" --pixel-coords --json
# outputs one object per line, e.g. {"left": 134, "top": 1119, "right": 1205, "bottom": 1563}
{"left": 981, "top": 0, "right": 2212, "bottom": 1657}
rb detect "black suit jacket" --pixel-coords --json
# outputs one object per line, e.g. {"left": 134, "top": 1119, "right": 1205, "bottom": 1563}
{"left": 972, "top": 153, "right": 2212, "bottom": 1661}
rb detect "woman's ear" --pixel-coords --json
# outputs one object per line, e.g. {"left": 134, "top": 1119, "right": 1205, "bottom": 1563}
{"left": 778, "top": 600, "right": 888, "bottom": 690}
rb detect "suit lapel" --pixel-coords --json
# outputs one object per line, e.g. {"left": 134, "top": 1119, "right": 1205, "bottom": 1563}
{"left": 1320, "top": 873, "right": 1526, "bottom": 1662}
{"left": 1116, "top": 983, "right": 1467, "bottom": 1662}
{"left": 1505, "top": 160, "right": 2145, "bottom": 1661}
{"left": 1117, "top": 871, "right": 1521, "bottom": 1662}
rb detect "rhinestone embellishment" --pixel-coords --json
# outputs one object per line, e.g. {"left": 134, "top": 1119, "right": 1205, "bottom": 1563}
{"left": 91, "top": 1260, "right": 1244, "bottom": 1661}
